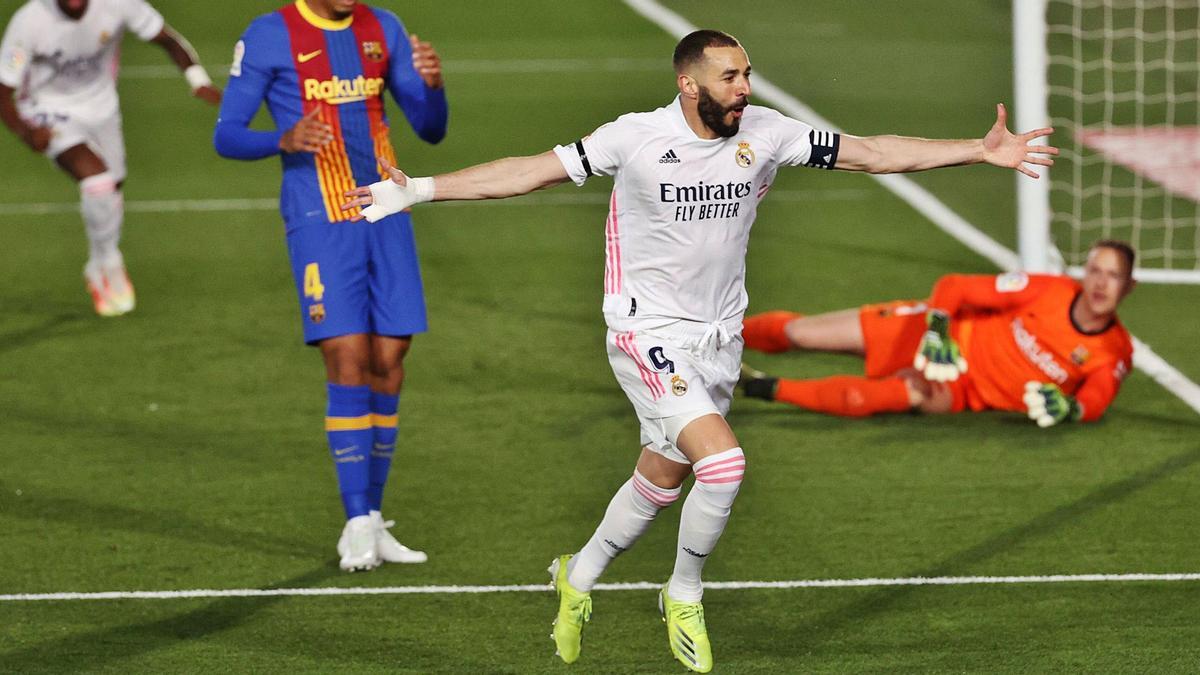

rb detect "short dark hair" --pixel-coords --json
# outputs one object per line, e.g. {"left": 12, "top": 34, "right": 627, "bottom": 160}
{"left": 1091, "top": 239, "right": 1136, "bottom": 275}
{"left": 673, "top": 30, "right": 741, "bottom": 73}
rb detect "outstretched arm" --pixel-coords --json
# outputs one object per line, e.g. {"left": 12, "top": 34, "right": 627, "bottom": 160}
{"left": 149, "top": 27, "right": 222, "bottom": 105}
{"left": 341, "top": 152, "right": 571, "bottom": 222}
{"left": 836, "top": 104, "right": 1057, "bottom": 178}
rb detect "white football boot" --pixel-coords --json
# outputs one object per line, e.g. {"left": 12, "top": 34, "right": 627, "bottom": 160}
{"left": 83, "top": 263, "right": 119, "bottom": 317}
{"left": 103, "top": 265, "right": 136, "bottom": 315}
{"left": 337, "top": 515, "right": 381, "bottom": 572}
{"left": 371, "top": 510, "right": 427, "bottom": 563}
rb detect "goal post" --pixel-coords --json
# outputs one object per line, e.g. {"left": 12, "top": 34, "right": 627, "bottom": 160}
{"left": 1014, "top": 0, "right": 1200, "bottom": 284}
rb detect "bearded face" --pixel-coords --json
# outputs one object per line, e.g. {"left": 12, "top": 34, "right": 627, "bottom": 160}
{"left": 697, "top": 84, "right": 746, "bottom": 138}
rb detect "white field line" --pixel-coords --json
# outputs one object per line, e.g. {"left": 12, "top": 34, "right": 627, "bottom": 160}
{"left": 4, "top": 572, "right": 1199, "bottom": 602}
{"left": 120, "top": 58, "right": 665, "bottom": 79}
{"left": 0, "top": 188, "right": 868, "bottom": 217}
{"left": 622, "top": 0, "right": 1200, "bottom": 416}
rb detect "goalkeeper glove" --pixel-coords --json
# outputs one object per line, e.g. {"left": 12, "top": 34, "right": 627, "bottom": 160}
{"left": 1023, "top": 381, "right": 1082, "bottom": 428}
{"left": 361, "top": 175, "right": 435, "bottom": 223}
{"left": 913, "top": 309, "right": 967, "bottom": 382}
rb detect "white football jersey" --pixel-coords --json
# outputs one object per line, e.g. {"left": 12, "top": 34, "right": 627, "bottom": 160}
{"left": 0, "top": 0, "right": 163, "bottom": 115}
{"left": 553, "top": 96, "right": 840, "bottom": 331}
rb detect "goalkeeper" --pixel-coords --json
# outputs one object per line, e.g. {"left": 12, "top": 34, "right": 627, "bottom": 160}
{"left": 740, "top": 240, "right": 1136, "bottom": 427}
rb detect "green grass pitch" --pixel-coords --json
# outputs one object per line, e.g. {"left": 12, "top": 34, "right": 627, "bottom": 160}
{"left": 1, "top": 1, "right": 1198, "bottom": 672}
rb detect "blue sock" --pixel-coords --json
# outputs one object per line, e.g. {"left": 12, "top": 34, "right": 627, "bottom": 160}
{"left": 368, "top": 391, "right": 399, "bottom": 512}
{"left": 326, "top": 383, "right": 372, "bottom": 519}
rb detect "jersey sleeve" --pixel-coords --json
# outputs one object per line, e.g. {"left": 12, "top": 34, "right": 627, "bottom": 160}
{"left": 771, "top": 112, "right": 840, "bottom": 170}
{"left": 1073, "top": 351, "right": 1132, "bottom": 422}
{"left": 552, "top": 116, "right": 640, "bottom": 186}
{"left": 376, "top": 9, "right": 447, "bottom": 145}
{"left": 118, "top": 0, "right": 166, "bottom": 41}
{"left": 212, "top": 19, "right": 282, "bottom": 160}
{"left": 0, "top": 10, "right": 31, "bottom": 89}
{"left": 928, "top": 272, "right": 1060, "bottom": 317}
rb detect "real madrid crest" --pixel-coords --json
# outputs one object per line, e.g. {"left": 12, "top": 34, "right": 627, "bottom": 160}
{"left": 735, "top": 142, "right": 755, "bottom": 168}
{"left": 99, "top": 31, "right": 112, "bottom": 45}
{"left": 670, "top": 375, "right": 688, "bottom": 397}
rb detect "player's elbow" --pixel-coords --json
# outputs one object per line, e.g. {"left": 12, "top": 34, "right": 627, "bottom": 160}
{"left": 418, "top": 125, "right": 446, "bottom": 145}
{"left": 212, "top": 122, "right": 236, "bottom": 158}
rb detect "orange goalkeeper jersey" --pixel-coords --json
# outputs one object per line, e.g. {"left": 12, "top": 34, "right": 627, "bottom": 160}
{"left": 930, "top": 273, "right": 1133, "bottom": 421}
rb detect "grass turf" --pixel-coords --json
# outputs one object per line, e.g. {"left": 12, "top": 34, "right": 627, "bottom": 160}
{"left": 0, "top": 1, "right": 1198, "bottom": 672}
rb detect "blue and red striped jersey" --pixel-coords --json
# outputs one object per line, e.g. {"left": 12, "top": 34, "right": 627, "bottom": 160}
{"left": 214, "top": 0, "right": 447, "bottom": 223}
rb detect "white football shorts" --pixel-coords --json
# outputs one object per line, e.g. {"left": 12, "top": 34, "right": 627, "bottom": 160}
{"left": 23, "top": 102, "right": 127, "bottom": 182}
{"left": 606, "top": 320, "right": 743, "bottom": 464}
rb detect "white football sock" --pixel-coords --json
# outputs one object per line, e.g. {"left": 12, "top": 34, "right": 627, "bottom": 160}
{"left": 79, "top": 173, "right": 124, "bottom": 272}
{"left": 669, "top": 447, "right": 746, "bottom": 602}
{"left": 566, "top": 469, "right": 680, "bottom": 592}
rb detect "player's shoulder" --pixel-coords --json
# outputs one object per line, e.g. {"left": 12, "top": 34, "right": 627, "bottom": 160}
{"left": 742, "top": 104, "right": 805, "bottom": 129}
{"left": 365, "top": 5, "right": 404, "bottom": 31}
{"left": 1104, "top": 316, "right": 1134, "bottom": 358}
{"left": 597, "top": 107, "right": 670, "bottom": 136}
{"left": 7, "top": 0, "right": 49, "bottom": 28}
{"left": 1031, "top": 273, "right": 1080, "bottom": 294}
{"left": 241, "top": 10, "right": 288, "bottom": 41}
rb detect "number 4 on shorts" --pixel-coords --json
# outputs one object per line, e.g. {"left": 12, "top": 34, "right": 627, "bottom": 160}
{"left": 304, "top": 262, "right": 325, "bottom": 301}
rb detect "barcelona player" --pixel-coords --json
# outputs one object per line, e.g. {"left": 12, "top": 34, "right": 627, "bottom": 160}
{"left": 740, "top": 240, "right": 1136, "bottom": 427}
{"left": 213, "top": 0, "right": 447, "bottom": 571}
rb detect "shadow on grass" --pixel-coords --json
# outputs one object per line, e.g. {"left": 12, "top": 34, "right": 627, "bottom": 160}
{"left": 0, "top": 482, "right": 325, "bottom": 559}
{"left": 0, "top": 312, "right": 89, "bottom": 356}
{"left": 0, "top": 565, "right": 338, "bottom": 672}
{"left": 1, "top": 565, "right": 528, "bottom": 673}
{"left": 749, "top": 444, "right": 1200, "bottom": 657}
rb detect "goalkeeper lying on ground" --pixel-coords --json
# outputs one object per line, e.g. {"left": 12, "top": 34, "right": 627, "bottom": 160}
{"left": 739, "top": 240, "right": 1136, "bottom": 427}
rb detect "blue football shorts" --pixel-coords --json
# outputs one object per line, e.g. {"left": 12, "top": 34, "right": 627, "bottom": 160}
{"left": 285, "top": 210, "right": 428, "bottom": 344}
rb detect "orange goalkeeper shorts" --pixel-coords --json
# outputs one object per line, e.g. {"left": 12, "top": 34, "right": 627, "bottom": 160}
{"left": 859, "top": 300, "right": 972, "bottom": 413}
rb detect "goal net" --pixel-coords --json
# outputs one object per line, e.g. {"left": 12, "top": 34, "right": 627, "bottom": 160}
{"left": 1017, "top": 0, "right": 1200, "bottom": 283}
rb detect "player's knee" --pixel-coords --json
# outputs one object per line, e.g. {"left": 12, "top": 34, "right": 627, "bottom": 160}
{"left": 79, "top": 172, "right": 118, "bottom": 198}
{"left": 321, "top": 341, "right": 370, "bottom": 385}
{"left": 692, "top": 447, "right": 746, "bottom": 494}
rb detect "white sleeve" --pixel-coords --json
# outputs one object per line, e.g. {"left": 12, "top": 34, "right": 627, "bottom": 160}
{"left": 0, "top": 12, "right": 31, "bottom": 89}
{"left": 774, "top": 113, "right": 841, "bottom": 170}
{"left": 120, "top": 0, "right": 166, "bottom": 41}
{"left": 551, "top": 116, "right": 640, "bottom": 186}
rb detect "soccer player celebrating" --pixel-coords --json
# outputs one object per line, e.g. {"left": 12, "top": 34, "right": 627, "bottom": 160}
{"left": 213, "top": 0, "right": 447, "bottom": 572}
{"left": 341, "top": 29, "right": 1056, "bottom": 672}
{"left": 740, "top": 240, "right": 1136, "bottom": 427}
{"left": 0, "top": 0, "right": 221, "bottom": 316}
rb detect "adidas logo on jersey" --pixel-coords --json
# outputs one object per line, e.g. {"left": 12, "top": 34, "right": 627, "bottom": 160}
{"left": 659, "top": 149, "right": 681, "bottom": 164}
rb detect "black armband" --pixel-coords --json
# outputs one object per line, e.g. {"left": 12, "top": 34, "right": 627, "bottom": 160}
{"left": 805, "top": 130, "right": 840, "bottom": 170}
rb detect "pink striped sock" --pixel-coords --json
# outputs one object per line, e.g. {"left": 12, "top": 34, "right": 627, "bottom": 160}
{"left": 567, "top": 470, "right": 680, "bottom": 592}
{"left": 669, "top": 447, "right": 746, "bottom": 602}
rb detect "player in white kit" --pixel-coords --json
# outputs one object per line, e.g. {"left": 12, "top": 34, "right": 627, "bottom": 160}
{"left": 0, "top": 0, "right": 220, "bottom": 316}
{"left": 341, "top": 30, "right": 1057, "bottom": 672}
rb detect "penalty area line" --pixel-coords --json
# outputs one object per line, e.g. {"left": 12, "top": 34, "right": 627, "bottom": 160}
{"left": 4, "top": 573, "right": 1200, "bottom": 602}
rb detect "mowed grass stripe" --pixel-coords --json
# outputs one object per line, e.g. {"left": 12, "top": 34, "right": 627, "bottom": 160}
{"left": 0, "top": 189, "right": 871, "bottom": 216}
{"left": 5, "top": 572, "right": 1200, "bottom": 602}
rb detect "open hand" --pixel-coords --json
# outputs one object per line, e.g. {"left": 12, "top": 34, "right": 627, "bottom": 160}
{"left": 982, "top": 103, "right": 1058, "bottom": 179}
{"left": 410, "top": 34, "right": 443, "bottom": 89}
{"left": 279, "top": 107, "right": 333, "bottom": 153}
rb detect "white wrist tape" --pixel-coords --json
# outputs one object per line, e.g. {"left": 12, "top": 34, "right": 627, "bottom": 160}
{"left": 185, "top": 64, "right": 212, "bottom": 91}
{"left": 361, "top": 176, "right": 434, "bottom": 223}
